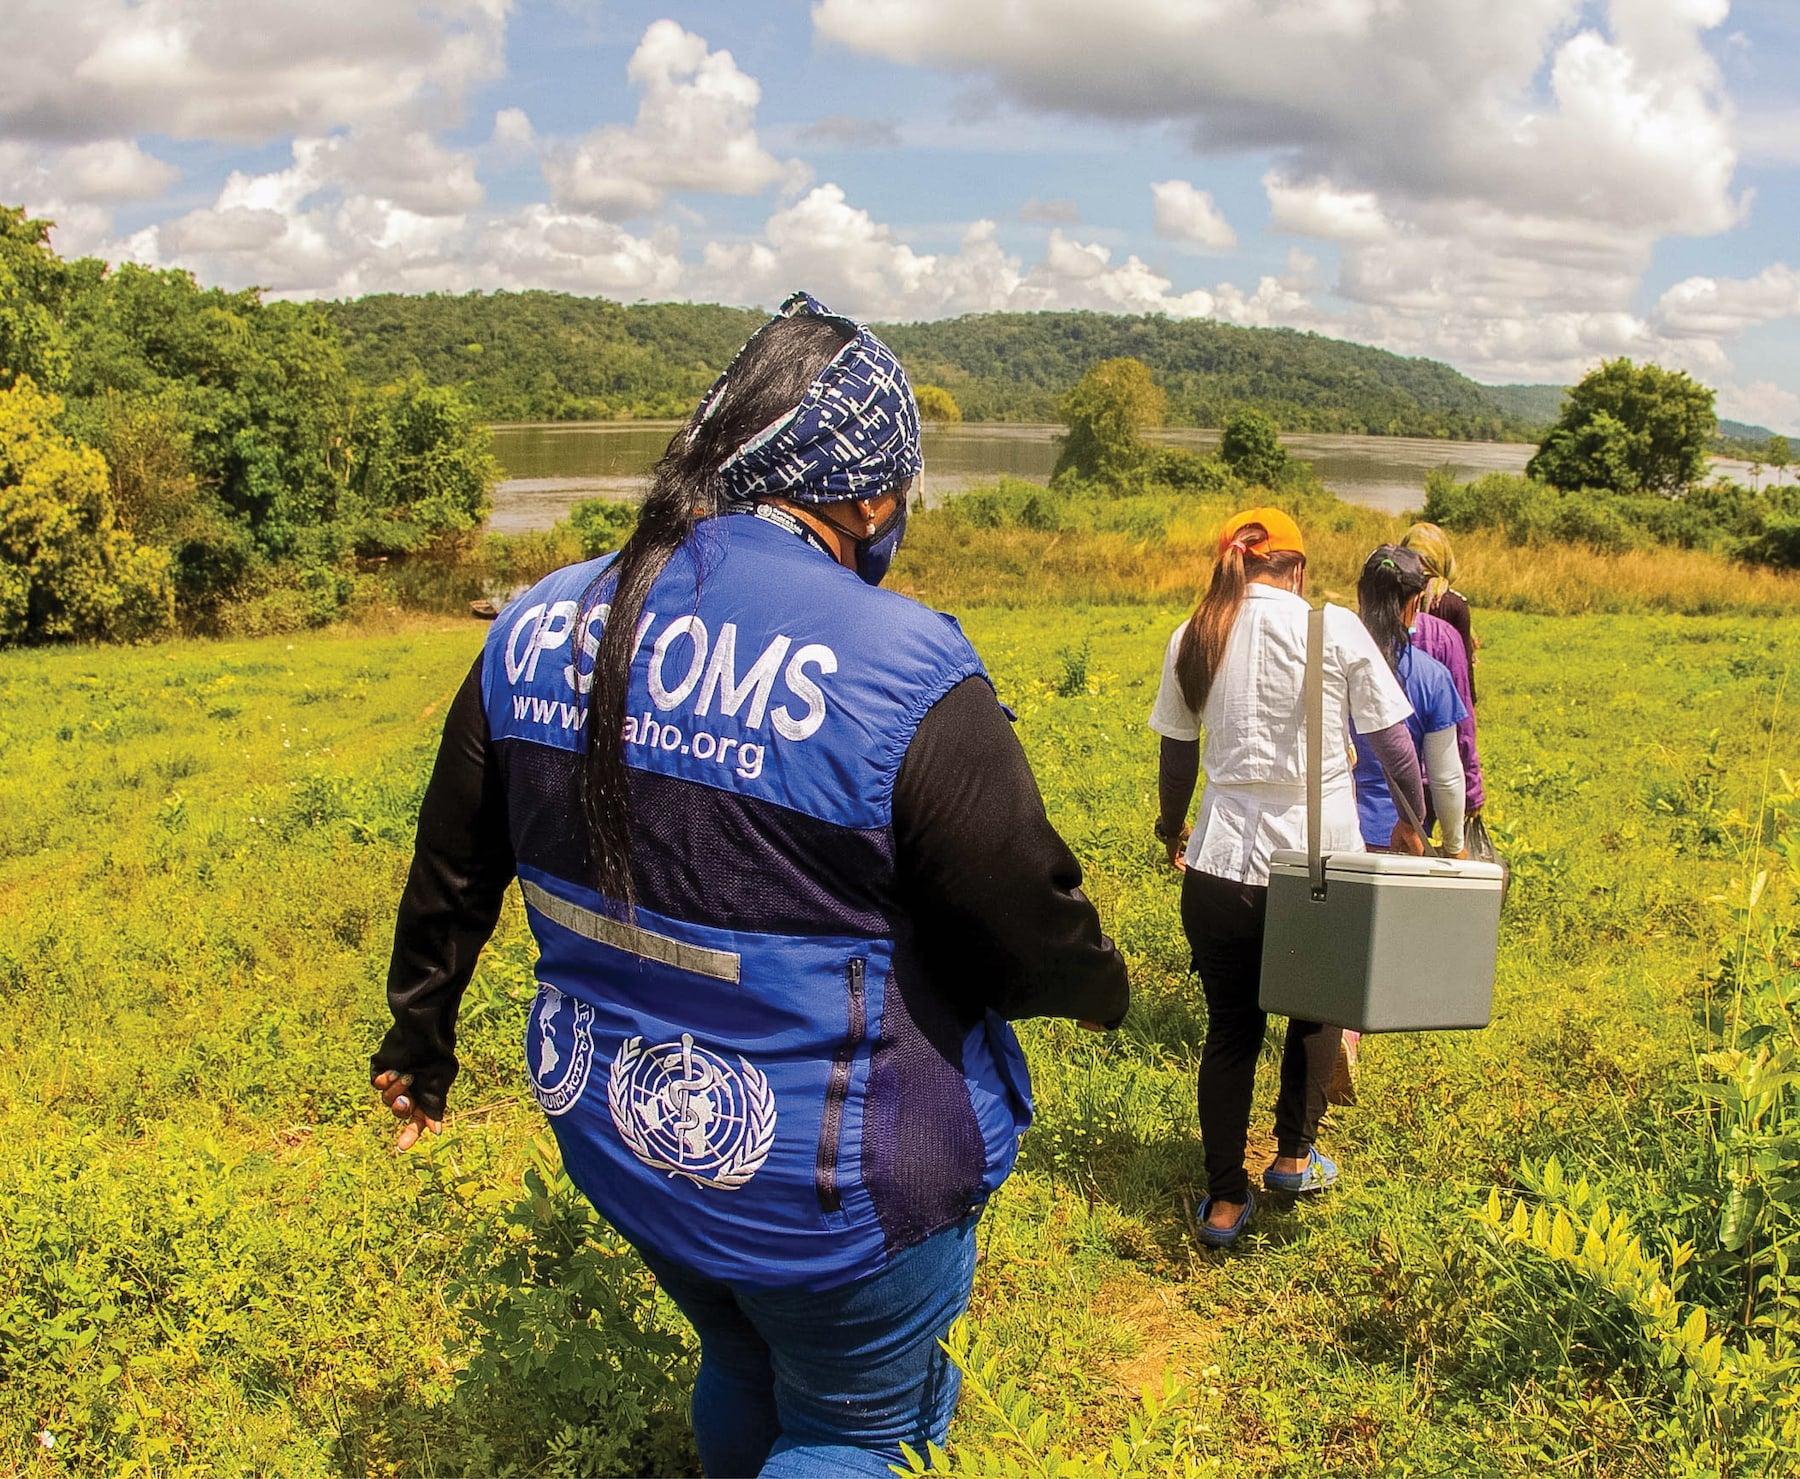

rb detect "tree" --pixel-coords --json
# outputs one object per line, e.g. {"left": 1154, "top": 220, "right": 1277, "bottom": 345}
{"left": 1526, "top": 359, "right": 1715, "bottom": 494}
{"left": 1052, "top": 357, "right": 1166, "bottom": 483}
{"left": 348, "top": 378, "right": 500, "bottom": 553}
{"left": 0, "top": 377, "right": 173, "bottom": 643}
{"left": 1218, "top": 408, "right": 1290, "bottom": 487}
{"left": 1767, "top": 434, "right": 1791, "bottom": 485}
{"left": 0, "top": 205, "right": 72, "bottom": 393}
{"left": 913, "top": 383, "right": 962, "bottom": 424}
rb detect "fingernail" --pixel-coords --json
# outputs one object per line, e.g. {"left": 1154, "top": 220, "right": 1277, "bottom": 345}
{"left": 395, "top": 1096, "right": 410, "bottom": 1112}
{"left": 401, "top": 1073, "right": 415, "bottom": 1086}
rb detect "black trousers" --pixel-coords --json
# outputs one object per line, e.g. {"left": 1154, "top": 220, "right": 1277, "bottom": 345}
{"left": 1181, "top": 867, "right": 1342, "bottom": 1204}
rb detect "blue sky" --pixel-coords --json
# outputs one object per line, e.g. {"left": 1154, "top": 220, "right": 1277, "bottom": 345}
{"left": 4, "top": 0, "right": 1797, "bottom": 430}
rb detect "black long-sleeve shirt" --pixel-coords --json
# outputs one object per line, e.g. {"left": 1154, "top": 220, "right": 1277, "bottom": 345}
{"left": 373, "top": 664, "right": 1130, "bottom": 1119}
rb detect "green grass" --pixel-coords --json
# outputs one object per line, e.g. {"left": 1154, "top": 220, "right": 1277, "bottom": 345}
{"left": 2, "top": 592, "right": 1797, "bottom": 1474}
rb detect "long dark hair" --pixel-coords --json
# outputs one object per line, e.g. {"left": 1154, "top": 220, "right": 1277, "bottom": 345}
{"left": 1356, "top": 544, "right": 1430, "bottom": 673}
{"left": 1174, "top": 527, "right": 1305, "bottom": 711}
{"left": 578, "top": 314, "right": 854, "bottom": 905}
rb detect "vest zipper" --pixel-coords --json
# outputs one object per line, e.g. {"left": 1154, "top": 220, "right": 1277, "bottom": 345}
{"left": 815, "top": 957, "right": 867, "bottom": 1215}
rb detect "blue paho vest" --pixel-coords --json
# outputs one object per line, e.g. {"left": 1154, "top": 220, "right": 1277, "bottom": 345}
{"left": 480, "top": 513, "right": 1033, "bottom": 1291}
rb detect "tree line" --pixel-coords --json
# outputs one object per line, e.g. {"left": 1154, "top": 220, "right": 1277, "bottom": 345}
{"left": 319, "top": 291, "right": 1548, "bottom": 441}
{"left": 0, "top": 206, "right": 498, "bottom": 644}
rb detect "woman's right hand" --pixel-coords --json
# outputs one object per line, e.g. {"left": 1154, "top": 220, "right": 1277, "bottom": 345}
{"left": 373, "top": 1070, "right": 443, "bottom": 1152}
{"left": 1163, "top": 823, "right": 1191, "bottom": 871}
{"left": 1390, "top": 820, "right": 1428, "bottom": 856}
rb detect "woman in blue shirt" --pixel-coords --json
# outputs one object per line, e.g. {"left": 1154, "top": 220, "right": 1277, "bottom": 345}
{"left": 1350, "top": 544, "right": 1469, "bottom": 856}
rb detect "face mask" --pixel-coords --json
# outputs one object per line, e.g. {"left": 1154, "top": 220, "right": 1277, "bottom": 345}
{"left": 853, "top": 496, "right": 908, "bottom": 586}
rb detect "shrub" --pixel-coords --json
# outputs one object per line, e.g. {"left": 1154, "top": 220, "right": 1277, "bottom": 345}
{"left": 1737, "top": 517, "right": 1800, "bottom": 569}
{"left": 948, "top": 479, "right": 1077, "bottom": 532}
{"left": 442, "top": 1159, "right": 699, "bottom": 1478}
{"left": 1546, "top": 493, "right": 1642, "bottom": 554}
{"left": 569, "top": 498, "right": 639, "bottom": 558}
{"left": 915, "top": 383, "right": 963, "bottom": 424}
{"left": 1147, "top": 446, "right": 1235, "bottom": 496}
{"left": 0, "top": 377, "right": 174, "bottom": 644}
{"left": 1218, "top": 408, "right": 1289, "bottom": 488}
{"left": 348, "top": 378, "right": 501, "bottom": 554}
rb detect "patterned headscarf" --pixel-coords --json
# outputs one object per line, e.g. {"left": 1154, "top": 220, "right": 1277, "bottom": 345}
{"left": 1400, "top": 522, "right": 1458, "bottom": 607}
{"left": 700, "top": 291, "right": 922, "bottom": 506}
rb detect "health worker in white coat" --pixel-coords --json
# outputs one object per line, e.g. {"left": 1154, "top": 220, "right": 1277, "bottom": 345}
{"left": 1149, "top": 507, "right": 1428, "bottom": 1248}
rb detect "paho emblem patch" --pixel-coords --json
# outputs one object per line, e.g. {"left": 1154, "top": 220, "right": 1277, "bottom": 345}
{"left": 529, "top": 983, "right": 596, "bottom": 1116}
{"left": 608, "top": 1033, "right": 777, "bottom": 1190}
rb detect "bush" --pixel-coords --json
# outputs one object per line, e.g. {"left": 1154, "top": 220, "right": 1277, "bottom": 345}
{"left": 948, "top": 479, "right": 1077, "bottom": 532}
{"left": 482, "top": 524, "right": 585, "bottom": 590}
{"left": 1424, "top": 467, "right": 1800, "bottom": 567}
{"left": 442, "top": 1160, "right": 699, "bottom": 1478}
{"left": 0, "top": 378, "right": 174, "bottom": 644}
{"left": 348, "top": 378, "right": 501, "bottom": 554}
{"left": 1546, "top": 493, "right": 1642, "bottom": 554}
{"left": 915, "top": 383, "right": 962, "bottom": 424}
{"left": 1147, "top": 446, "right": 1235, "bottom": 496}
{"left": 569, "top": 498, "right": 639, "bottom": 558}
{"left": 1218, "top": 408, "right": 1289, "bottom": 488}
{"left": 1737, "top": 517, "right": 1800, "bottom": 570}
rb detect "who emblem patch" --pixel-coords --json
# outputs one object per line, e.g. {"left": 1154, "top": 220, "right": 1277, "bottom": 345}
{"left": 608, "top": 1033, "right": 777, "bottom": 1190}
{"left": 528, "top": 983, "right": 597, "bottom": 1116}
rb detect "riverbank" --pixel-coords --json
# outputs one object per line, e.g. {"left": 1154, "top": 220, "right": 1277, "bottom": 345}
{"left": 485, "top": 421, "right": 1796, "bottom": 534}
{"left": 486, "top": 421, "right": 1541, "bottom": 529}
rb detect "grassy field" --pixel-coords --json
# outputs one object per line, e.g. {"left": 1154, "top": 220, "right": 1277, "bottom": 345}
{"left": 3, "top": 504, "right": 1799, "bottom": 1475}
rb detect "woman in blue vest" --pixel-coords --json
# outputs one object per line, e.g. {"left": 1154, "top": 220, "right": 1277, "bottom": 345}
{"left": 370, "top": 293, "right": 1129, "bottom": 1476}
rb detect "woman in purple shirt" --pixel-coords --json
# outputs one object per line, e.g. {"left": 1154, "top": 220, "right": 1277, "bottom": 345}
{"left": 1401, "top": 523, "right": 1477, "bottom": 706}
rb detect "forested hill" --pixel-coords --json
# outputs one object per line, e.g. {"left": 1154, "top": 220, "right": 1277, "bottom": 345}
{"left": 319, "top": 291, "right": 1545, "bottom": 440}
{"left": 877, "top": 312, "right": 1538, "bottom": 438}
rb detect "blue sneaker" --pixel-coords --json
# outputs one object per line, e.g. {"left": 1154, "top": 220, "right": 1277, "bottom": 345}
{"left": 1195, "top": 1189, "right": 1254, "bottom": 1248}
{"left": 1263, "top": 1148, "right": 1339, "bottom": 1194}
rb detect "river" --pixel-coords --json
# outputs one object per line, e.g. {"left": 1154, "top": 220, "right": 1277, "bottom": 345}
{"left": 486, "top": 421, "right": 1784, "bottom": 534}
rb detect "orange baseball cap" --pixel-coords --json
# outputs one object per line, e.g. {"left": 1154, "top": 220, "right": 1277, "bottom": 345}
{"left": 1217, "top": 505, "right": 1305, "bottom": 558}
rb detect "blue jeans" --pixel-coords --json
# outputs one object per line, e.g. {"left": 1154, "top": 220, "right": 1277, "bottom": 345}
{"left": 639, "top": 1216, "right": 979, "bottom": 1477}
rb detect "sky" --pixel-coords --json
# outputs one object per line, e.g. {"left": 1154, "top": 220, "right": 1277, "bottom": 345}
{"left": 4, "top": 0, "right": 1798, "bottom": 432}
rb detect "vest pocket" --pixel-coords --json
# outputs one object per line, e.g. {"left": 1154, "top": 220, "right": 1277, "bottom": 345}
{"left": 815, "top": 957, "right": 867, "bottom": 1215}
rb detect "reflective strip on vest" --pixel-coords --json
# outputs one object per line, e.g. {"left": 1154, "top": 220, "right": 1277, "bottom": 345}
{"left": 521, "top": 879, "right": 742, "bottom": 984}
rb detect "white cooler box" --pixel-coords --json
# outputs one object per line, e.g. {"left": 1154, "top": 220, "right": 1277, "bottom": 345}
{"left": 1258, "top": 849, "right": 1505, "bottom": 1032}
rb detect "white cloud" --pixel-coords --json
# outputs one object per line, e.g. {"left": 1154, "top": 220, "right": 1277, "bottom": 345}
{"left": 103, "top": 130, "right": 686, "bottom": 301}
{"left": 6, "top": 0, "right": 508, "bottom": 144}
{"left": 1265, "top": 175, "right": 1389, "bottom": 243}
{"left": 542, "top": 21, "right": 803, "bottom": 219}
{"left": 697, "top": 184, "right": 966, "bottom": 319}
{"left": 693, "top": 183, "right": 1322, "bottom": 328}
{"left": 492, "top": 108, "right": 535, "bottom": 149}
{"left": 813, "top": 0, "right": 1736, "bottom": 230}
{"left": 1151, "top": 180, "right": 1237, "bottom": 252}
{"left": 0, "top": 137, "right": 179, "bottom": 255}
{"left": 812, "top": 0, "right": 1762, "bottom": 384}
{"left": 1716, "top": 381, "right": 1800, "bottom": 436}
{"left": 61, "top": 140, "right": 180, "bottom": 201}
{"left": 1654, "top": 265, "right": 1800, "bottom": 338}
